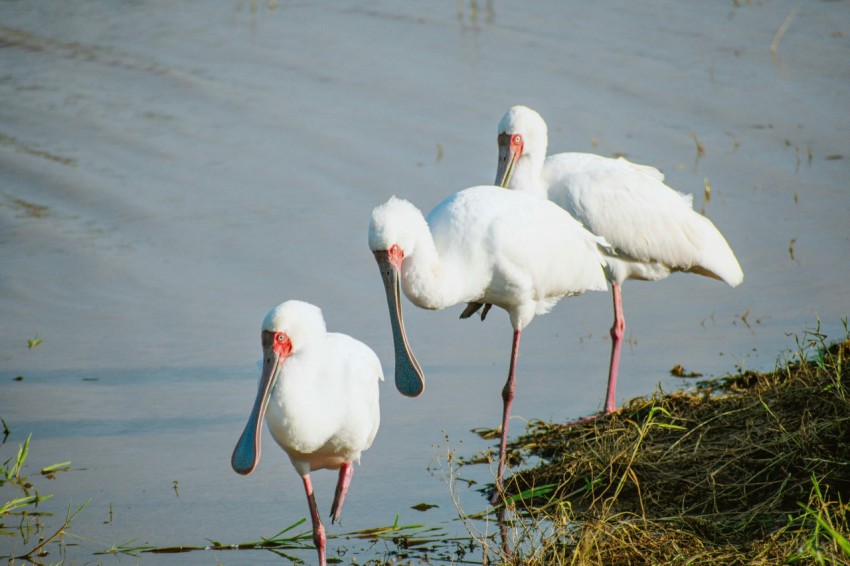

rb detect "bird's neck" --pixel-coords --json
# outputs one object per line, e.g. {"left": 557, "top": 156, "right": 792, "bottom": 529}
{"left": 508, "top": 152, "right": 548, "bottom": 198}
{"left": 400, "top": 239, "right": 444, "bottom": 308}
{"left": 401, "top": 238, "right": 471, "bottom": 310}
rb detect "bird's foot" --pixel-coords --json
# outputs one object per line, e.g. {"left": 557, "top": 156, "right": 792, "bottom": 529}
{"left": 460, "top": 302, "right": 482, "bottom": 319}
{"left": 480, "top": 303, "right": 492, "bottom": 320}
{"left": 459, "top": 302, "right": 492, "bottom": 321}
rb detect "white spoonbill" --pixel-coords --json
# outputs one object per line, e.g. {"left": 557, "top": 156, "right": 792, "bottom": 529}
{"left": 368, "top": 185, "right": 608, "bottom": 497}
{"left": 231, "top": 300, "right": 382, "bottom": 566}
{"left": 492, "top": 105, "right": 744, "bottom": 415}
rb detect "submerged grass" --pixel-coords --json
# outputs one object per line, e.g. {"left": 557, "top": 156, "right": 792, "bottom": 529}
{"left": 478, "top": 322, "right": 850, "bottom": 564}
{"left": 95, "top": 513, "right": 477, "bottom": 563}
{"left": 0, "top": 429, "right": 82, "bottom": 563}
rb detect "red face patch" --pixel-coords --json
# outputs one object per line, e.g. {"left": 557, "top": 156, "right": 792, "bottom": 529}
{"left": 388, "top": 243, "right": 404, "bottom": 268}
{"left": 272, "top": 332, "right": 293, "bottom": 357}
{"left": 511, "top": 134, "right": 524, "bottom": 156}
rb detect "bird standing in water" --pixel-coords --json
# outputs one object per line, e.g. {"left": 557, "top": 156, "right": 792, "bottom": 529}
{"left": 369, "top": 185, "right": 608, "bottom": 499}
{"left": 492, "top": 105, "right": 743, "bottom": 415}
{"left": 232, "top": 300, "right": 382, "bottom": 566}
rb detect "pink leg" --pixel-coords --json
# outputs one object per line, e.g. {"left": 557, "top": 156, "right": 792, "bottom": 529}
{"left": 497, "top": 504, "right": 512, "bottom": 557}
{"left": 491, "top": 329, "right": 521, "bottom": 505}
{"left": 330, "top": 462, "right": 353, "bottom": 524}
{"left": 605, "top": 283, "right": 625, "bottom": 414}
{"left": 302, "top": 474, "right": 327, "bottom": 566}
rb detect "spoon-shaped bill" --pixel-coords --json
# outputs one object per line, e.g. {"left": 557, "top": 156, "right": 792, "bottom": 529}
{"left": 373, "top": 250, "right": 425, "bottom": 397}
{"left": 231, "top": 347, "right": 283, "bottom": 475}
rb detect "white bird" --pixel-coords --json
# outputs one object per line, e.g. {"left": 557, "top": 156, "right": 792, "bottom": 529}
{"left": 493, "top": 105, "right": 744, "bottom": 415}
{"left": 231, "top": 300, "right": 383, "bottom": 566}
{"left": 368, "top": 185, "right": 608, "bottom": 498}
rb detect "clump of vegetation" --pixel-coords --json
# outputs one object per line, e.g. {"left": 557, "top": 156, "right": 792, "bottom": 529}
{"left": 1, "top": 425, "right": 82, "bottom": 563}
{"left": 484, "top": 324, "right": 850, "bottom": 564}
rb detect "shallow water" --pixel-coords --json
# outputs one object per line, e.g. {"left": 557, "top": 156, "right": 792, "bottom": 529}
{"left": 1, "top": 1, "right": 848, "bottom": 563}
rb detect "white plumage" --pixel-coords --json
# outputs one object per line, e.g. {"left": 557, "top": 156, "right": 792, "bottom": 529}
{"left": 368, "top": 185, "right": 607, "bottom": 498}
{"left": 232, "top": 300, "right": 382, "bottom": 566}
{"left": 370, "top": 187, "right": 607, "bottom": 326}
{"left": 494, "top": 105, "right": 743, "bottom": 414}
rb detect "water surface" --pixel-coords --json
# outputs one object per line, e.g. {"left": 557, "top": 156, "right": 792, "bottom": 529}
{"left": 1, "top": 1, "right": 848, "bottom": 563}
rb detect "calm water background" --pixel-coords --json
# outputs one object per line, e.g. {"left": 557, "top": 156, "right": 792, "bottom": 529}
{"left": 1, "top": 1, "right": 848, "bottom": 563}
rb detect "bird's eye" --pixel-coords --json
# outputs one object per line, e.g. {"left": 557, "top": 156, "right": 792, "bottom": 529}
{"left": 513, "top": 135, "right": 522, "bottom": 144}
{"left": 277, "top": 335, "right": 285, "bottom": 342}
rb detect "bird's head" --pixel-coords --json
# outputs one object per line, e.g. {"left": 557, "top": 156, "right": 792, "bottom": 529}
{"left": 261, "top": 301, "right": 326, "bottom": 357}
{"left": 495, "top": 105, "right": 548, "bottom": 188}
{"left": 368, "top": 195, "right": 427, "bottom": 259}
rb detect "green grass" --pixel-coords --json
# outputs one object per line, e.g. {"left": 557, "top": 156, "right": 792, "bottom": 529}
{"left": 1, "top": 427, "right": 80, "bottom": 562}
